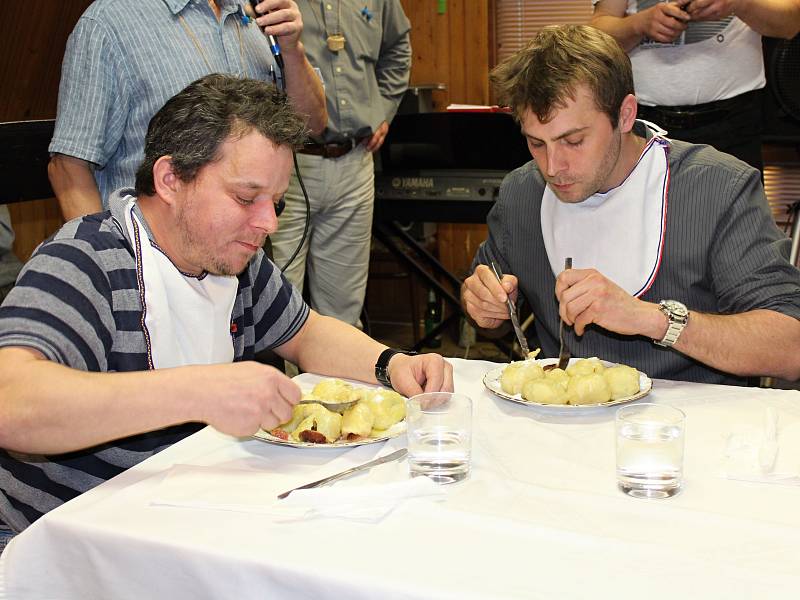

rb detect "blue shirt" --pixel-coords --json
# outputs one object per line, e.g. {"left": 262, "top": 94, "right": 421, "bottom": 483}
{"left": 49, "top": 0, "right": 282, "bottom": 204}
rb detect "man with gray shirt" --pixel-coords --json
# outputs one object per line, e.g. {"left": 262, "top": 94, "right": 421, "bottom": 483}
{"left": 270, "top": 0, "right": 411, "bottom": 326}
{"left": 461, "top": 25, "right": 800, "bottom": 385}
{"left": 0, "top": 75, "right": 452, "bottom": 540}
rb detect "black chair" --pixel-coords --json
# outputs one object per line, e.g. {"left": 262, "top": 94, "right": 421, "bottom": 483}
{"left": 0, "top": 120, "right": 55, "bottom": 205}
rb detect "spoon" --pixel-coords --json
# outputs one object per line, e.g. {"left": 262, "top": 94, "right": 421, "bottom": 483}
{"left": 297, "top": 398, "right": 359, "bottom": 412}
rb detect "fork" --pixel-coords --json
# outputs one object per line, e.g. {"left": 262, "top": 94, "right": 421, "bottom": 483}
{"left": 556, "top": 257, "right": 573, "bottom": 370}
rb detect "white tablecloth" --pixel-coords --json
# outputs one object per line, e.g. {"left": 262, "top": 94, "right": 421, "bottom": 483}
{"left": 3, "top": 358, "right": 800, "bottom": 599}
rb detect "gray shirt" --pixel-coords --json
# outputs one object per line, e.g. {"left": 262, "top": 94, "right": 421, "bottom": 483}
{"left": 49, "top": 0, "right": 282, "bottom": 205}
{"left": 297, "top": 0, "right": 411, "bottom": 142}
{"left": 474, "top": 127, "right": 800, "bottom": 384}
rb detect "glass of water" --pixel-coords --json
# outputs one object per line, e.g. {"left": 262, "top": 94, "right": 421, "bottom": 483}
{"left": 406, "top": 392, "right": 472, "bottom": 484}
{"left": 615, "top": 403, "right": 685, "bottom": 499}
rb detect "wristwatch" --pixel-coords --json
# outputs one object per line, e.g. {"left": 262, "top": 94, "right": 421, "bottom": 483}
{"left": 655, "top": 300, "right": 689, "bottom": 347}
{"left": 375, "top": 348, "right": 405, "bottom": 389}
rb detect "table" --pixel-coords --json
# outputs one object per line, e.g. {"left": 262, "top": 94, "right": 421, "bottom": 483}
{"left": 3, "top": 358, "right": 800, "bottom": 599}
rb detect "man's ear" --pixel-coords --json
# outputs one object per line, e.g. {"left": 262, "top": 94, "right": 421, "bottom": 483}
{"left": 618, "top": 94, "right": 638, "bottom": 133}
{"left": 151, "top": 156, "right": 181, "bottom": 205}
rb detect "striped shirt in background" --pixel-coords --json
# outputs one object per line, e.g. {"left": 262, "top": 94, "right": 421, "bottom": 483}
{"left": 0, "top": 191, "right": 310, "bottom": 532}
{"left": 49, "top": 0, "right": 282, "bottom": 204}
{"left": 474, "top": 124, "right": 800, "bottom": 385}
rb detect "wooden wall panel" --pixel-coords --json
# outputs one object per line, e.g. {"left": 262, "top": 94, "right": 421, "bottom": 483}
{"left": 0, "top": 0, "right": 92, "bottom": 260}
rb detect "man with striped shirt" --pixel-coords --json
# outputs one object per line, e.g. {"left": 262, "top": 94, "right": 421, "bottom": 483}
{"left": 462, "top": 25, "right": 800, "bottom": 385}
{"left": 0, "top": 75, "right": 452, "bottom": 537}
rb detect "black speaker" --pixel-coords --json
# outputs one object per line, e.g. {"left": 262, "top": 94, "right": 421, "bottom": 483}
{"left": 762, "top": 35, "right": 800, "bottom": 144}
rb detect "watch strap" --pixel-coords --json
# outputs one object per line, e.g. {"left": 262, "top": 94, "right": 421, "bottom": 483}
{"left": 375, "top": 348, "right": 405, "bottom": 388}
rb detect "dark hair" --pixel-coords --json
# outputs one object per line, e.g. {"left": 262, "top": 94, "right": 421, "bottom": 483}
{"left": 490, "top": 25, "right": 633, "bottom": 127}
{"left": 135, "top": 74, "right": 308, "bottom": 195}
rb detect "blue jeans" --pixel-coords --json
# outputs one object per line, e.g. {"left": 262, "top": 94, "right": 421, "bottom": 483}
{"left": 0, "top": 526, "right": 15, "bottom": 556}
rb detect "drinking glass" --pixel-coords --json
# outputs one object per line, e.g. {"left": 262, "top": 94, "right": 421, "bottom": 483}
{"left": 615, "top": 403, "right": 685, "bottom": 499}
{"left": 406, "top": 392, "right": 472, "bottom": 484}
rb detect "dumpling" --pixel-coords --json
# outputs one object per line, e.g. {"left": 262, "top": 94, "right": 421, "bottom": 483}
{"left": 522, "top": 379, "right": 569, "bottom": 405}
{"left": 545, "top": 367, "right": 570, "bottom": 391}
{"left": 311, "top": 379, "right": 356, "bottom": 403}
{"left": 567, "top": 373, "right": 611, "bottom": 405}
{"left": 362, "top": 389, "right": 406, "bottom": 431}
{"left": 500, "top": 361, "right": 545, "bottom": 395}
{"left": 341, "top": 402, "right": 375, "bottom": 439}
{"left": 289, "top": 404, "right": 342, "bottom": 442}
{"left": 603, "top": 365, "right": 640, "bottom": 399}
{"left": 566, "top": 358, "right": 605, "bottom": 377}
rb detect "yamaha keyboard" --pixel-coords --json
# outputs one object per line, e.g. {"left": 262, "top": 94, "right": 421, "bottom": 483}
{"left": 374, "top": 111, "right": 530, "bottom": 223}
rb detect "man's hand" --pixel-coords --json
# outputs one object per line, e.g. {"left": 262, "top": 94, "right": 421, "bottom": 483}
{"left": 636, "top": 1, "right": 692, "bottom": 43}
{"left": 365, "top": 121, "right": 390, "bottom": 153}
{"left": 685, "top": 0, "right": 736, "bottom": 21}
{"left": 556, "top": 268, "right": 666, "bottom": 338}
{"left": 462, "top": 264, "right": 518, "bottom": 329}
{"left": 196, "top": 361, "right": 302, "bottom": 436}
{"left": 250, "top": 0, "right": 303, "bottom": 51}
{"left": 386, "top": 353, "right": 454, "bottom": 397}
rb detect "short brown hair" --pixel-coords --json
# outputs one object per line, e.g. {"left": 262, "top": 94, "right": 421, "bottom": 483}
{"left": 135, "top": 74, "right": 308, "bottom": 195}
{"left": 490, "top": 25, "right": 633, "bottom": 127}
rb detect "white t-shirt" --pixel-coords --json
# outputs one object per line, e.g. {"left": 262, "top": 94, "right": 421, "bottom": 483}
{"left": 595, "top": 0, "right": 765, "bottom": 106}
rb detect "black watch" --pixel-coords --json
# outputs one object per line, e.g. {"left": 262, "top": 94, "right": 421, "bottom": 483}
{"left": 375, "top": 348, "right": 412, "bottom": 389}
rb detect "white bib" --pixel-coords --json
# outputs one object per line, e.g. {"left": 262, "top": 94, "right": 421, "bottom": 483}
{"left": 541, "top": 135, "right": 669, "bottom": 297}
{"left": 124, "top": 198, "right": 237, "bottom": 369}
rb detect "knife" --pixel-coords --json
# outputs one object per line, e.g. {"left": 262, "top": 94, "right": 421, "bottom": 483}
{"left": 489, "top": 261, "right": 530, "bottom": 357}
{"left": 277, "top": 448, "right": 408, "bottom": 500}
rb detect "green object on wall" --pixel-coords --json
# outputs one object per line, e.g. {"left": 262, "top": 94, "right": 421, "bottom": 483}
{"left": 437, "top": 0, "right": 446, "bottom": 15}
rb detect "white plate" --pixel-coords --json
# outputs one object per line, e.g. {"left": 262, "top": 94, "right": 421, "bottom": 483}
{"left": 483, "top": 358, "right": 652, "bottom": 410}
{"left": 252, "top": 420, "right": 406, "bottom": 448}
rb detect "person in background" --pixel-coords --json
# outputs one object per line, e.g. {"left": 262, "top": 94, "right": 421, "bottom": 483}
{"left": 269, "top": 0, "right": 411, "bottom": 327}
{"left": 0, "top": 208, "right": 22, "bottom": 303}
{"left": 461, "top": 25, "right": 800, "bottom": 385}
{"left": 590, "top": 0, "right": 800, "bottom": 172}
{"left": 48, "top": 0, "right": 326, "bottom": 221}
{"left": 0, "top": 75, "right": 452, "bottom": 539}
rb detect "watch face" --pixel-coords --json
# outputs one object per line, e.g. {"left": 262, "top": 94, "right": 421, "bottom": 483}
{"left": 663, "top": 300, "right": 688, "bottom": 318}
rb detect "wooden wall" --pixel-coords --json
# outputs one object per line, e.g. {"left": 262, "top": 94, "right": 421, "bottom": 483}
{"left": 0, "top": 0, "right": 93, "bottom": 260}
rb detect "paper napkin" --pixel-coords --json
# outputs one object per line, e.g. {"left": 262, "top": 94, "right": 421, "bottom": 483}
{"left": 151, "top": 462, "right": 445, "bottom": 524}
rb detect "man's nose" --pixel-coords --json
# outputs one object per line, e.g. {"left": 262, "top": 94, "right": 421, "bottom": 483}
{"left": 544, "top": 146, "right": 564, "bottom": 178}
{"left": 252, "top": 199, "right": 280, "bottom": 234}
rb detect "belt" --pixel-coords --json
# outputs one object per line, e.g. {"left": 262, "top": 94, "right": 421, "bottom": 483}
{"left": 638, "top": 89, "right": 759, "bottom": 131}
{"left": 298, "top": 137, "right": 366, "bottom": 159}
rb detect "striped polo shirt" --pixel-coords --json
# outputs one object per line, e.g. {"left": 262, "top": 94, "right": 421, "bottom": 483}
{"left": 0, "top": 191, "right": 309, "bottom": 532}
{"left": 49, "top": 0, "right": 282, "bottom": 204}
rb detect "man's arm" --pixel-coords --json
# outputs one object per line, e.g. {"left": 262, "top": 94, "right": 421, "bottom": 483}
{"left": 0, "top": 346, "right": 300, "bottom": 455}
{"left": 591, "top": 0, "right": 691, "bottom": 51}
{"left": 251, "top": 0, "right": 327, "bottom": 134}
{"left": 689, "top": 0, "right": 800, "bottom": 38}
{"left": 48, "top": 154, "right": 104, "bottom": 221}
{"left": 276, "top": 310, "right": 453, "bottom": 397}
{"left": 555, "top": 268, "right": 800, "bottom": 380}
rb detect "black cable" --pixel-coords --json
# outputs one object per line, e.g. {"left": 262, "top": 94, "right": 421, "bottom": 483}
{"left": 278, "top": 151, "right": 312, "bottom": 272}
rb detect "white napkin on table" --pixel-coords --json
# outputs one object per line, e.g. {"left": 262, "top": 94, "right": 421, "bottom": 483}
{"left": 721, "top": 407, "right": 800, "bottom": 486}
{"left": 150, "top": 462, "right": 445, "bottom": 524}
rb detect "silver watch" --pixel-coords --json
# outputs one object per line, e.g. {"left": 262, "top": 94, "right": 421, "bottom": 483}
{"left": 655, "top": 300, "right": 689, "bottom": 347}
